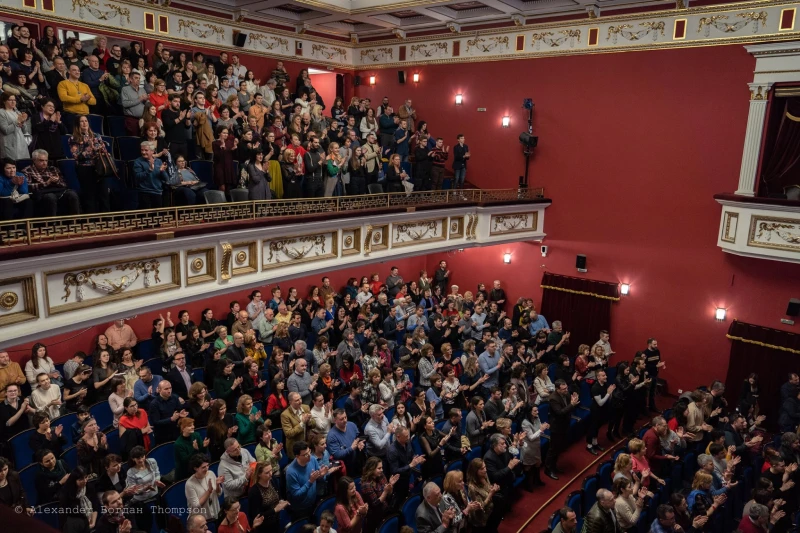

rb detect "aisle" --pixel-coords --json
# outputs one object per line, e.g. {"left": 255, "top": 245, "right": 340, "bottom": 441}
{"left": 499, "top": 398, "right": 673, "bottom": 533}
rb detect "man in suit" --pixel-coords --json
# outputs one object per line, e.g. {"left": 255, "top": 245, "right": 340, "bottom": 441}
{"left": 545, "top": 379, "right": 580, "bottom": 480}
{"left": 45, "top": 57, "right": 69, "bottom": 105}
{"left": 166, "top": 351, "right": 193, "bottom": 401}
{"left": 584, "top": 489, "right": 620, "bottom": 533}
{"left": 281, "top": 391, "right": 316, "bottom": 459}
{"left": 388, "top": 426, "right": 425, "bottom": 505}
{"left": 416, "top": 482, "right": 457, "bottom": 533}
{"left": 484, "top": 433, "right": 521, "bottom": 512}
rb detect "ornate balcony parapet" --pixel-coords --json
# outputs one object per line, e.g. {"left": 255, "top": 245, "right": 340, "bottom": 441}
{"left": 715, "top": 193, "right": 800, "bottom": 262}
{"left": 0, "top": 193, "right": 550, "bottom": 346}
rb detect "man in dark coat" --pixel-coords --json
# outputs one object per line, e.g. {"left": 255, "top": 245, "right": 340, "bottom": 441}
{"left": 584, "top": 489, "right": 620, "bottom": 533}
{"left": 545, "top": 379, "right": 579, "bottom": 480}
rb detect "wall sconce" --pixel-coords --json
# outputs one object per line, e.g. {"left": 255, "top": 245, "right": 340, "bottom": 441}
{"left": 455, "top": 94, "right": 463, "bottom": 105}
{"left": 620, "top": 283, "right": 630, "bottom": 296}
{"left": 369, "top": 76, "right": 376, "bottom": 86}
{"left": 503, "top": 253, "right": 512, "bottom": 264}
{"left": 715, "top": 308, "right": 727, "bottom": 321}
{"left": 502, "top": 116, "right": 510, "bottom": 128}
{"left": 413, "top": 73, "right": 419, "bottom": 83}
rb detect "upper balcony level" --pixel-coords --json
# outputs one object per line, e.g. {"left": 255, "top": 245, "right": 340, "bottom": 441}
{"left": 0, "top": 188, "right": 550, "bottom": 346}
{"left": 717, "top": 42, "right": 800, "bottom": 264}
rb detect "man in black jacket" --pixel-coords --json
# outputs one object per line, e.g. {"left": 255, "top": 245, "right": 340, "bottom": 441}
{"left": 724, "top": 414, "right": 762, "bottom": 464}
{"left": 94, "top": 490, "right": 133, "bottom": 533}
{"left": 387, "top": 426, "right": 424, "bottom": 504}
{"left": 147, "top": 380, "right": 186, "bottom": 445}
{"left": 162, "top": 95, "right": 191, "bottom": 161}
{"left": 45, "top": 57, "right": 68, "bottom": 105}
{"left": 583, "top": 489, "right": 620, "bottom": 533}
{"left": 166, "top": 351, "right": 193, "bottom": 401}
{"left": 484, "top": 433, "right": 521, "bottom": 515}
{"left": 303, "top": 136, "right": 325, "bottom": 198}
{"left": 484, "top": 387, "right": 508, "bottom": 421}
{"left": 545, "top": 379, "right": 579, "bottom": 479}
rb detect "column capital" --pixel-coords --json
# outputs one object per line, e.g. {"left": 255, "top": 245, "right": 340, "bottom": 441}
{"left": 748, "top": 82, "right": 774, "bottom": 100}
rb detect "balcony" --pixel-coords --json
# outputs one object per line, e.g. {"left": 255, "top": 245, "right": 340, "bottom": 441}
{"left": 0, "top": 188, "right": 551, "bottom": 345}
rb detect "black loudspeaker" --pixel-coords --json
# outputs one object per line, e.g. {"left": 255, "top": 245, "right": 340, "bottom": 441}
{"left": 788, "top": 298, "right": 800, "bottom": 317}
{"left": 519, "top": 132, "right": 539, "bottom": 147}
{"left": 398, "top": 71, "right": 405, "bottom": 84}
{"left": 576, "top": 254, "right": 587, "bottom": 272}
{"left": 354, "top": 75, "right": 361, "bottom": 86}
{"left": 233, "top": 32, "right": 247, "bottom": 47}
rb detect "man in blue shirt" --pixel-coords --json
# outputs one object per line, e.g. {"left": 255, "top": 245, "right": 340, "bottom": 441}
{"left": 133, "top": 367, "right": 163, "bottom": 410}
{"left": 285, "top": 440, "right": 329, "bottom": 521}
{"left": 133, "top": 142, "right": 169, "bottom": 209}
{"left": 528, "top": 310, "right": 550, "bottom": 336}
{"left": 478, "top": 340, "right": 503, "bottom": 395}
{"left": 326, "top": 408, "right": 365, "bottom": 476}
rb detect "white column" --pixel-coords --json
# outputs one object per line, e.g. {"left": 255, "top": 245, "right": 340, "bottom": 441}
{"left": 736, "top": 82, "right": 773, "bottom": 196}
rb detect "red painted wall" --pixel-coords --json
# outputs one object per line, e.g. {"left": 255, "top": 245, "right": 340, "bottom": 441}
{"left": 347, "top": 44, "right": 800, "bottom": 392}
{"left": 4, "top": 256, "right": 427, "bottom": 363}
{"left": 309, "top": 73, "right": 338, "bottom": 109}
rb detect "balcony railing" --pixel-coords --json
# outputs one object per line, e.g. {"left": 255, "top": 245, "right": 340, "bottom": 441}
{"left": 0, "top": 187, "right": 545, "bottom": 248}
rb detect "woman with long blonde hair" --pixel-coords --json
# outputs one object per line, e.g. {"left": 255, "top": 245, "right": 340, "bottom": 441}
{"left": 324, "top": 141, "right": 343, "bottom": 197}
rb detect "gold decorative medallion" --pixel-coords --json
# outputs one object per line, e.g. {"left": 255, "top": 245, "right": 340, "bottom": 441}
{"left": 373, "top": 232, "right": 382, "bottom": 244}
{"left": 190, "top": 258, "right": 204, "bottom": 273}
{"left": 221, "top": 243, "right": 233, "bottom": 280}
{"left": 344, "top": 236, "right": 354, "bottom": 247}
{"left": 235, "top": 251, "right": 247, "bottom": 265}
{"left": 0, "top": 291, "right": 18, "bottom": 310}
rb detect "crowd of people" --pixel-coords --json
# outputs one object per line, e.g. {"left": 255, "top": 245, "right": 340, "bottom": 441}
{"left": 0, "top": 25, "right": 474, "bottom": 221}
{"left": 0, "top": 260, "right": 792, "bottom": 533}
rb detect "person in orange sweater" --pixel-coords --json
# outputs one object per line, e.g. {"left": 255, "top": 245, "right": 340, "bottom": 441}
{"left": 56, "top": 64, "right": 96, "bottom": 117}
{"left": 0, "top": 350, "right": 26, "bottom": 402}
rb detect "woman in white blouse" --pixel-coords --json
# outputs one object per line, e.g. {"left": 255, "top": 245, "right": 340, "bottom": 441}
{"left": 533, "top": 363, "right": 555, "bottom": 405}
{"left": 521, "top": 404, "right": 549, "bottom": 490}
{"left": 185, "top": 454, "right": 223, "bottom": 521}
{"left": 108, "top": 377, "right": 129, "bottom": 429}
{"left": 613, "top": 476, "right": 646, "bottom": 532}
{"left": 359, "top": 108, "right": 378, "bottom": 139}
{"left": 310, "top": 391, "right": 335, "bottom": 438}
{"left": 25, "top": 343, "right": 63, "bottom": 389}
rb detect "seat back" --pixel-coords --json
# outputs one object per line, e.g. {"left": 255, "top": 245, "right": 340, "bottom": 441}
{"left": 162, "top": 479, "right": 189, "bottom": 524}
{"left": 368, "top": 183, "right": 384, "bottom": 194}
{"left": 314, "top": 496, "right": 337, "bottom": 527}
{"left": 285, "top": 519, "right": 309, "bottom": 533}
{"left": 271, "top": 428, "right": 284, "bottom": 445}
{"left": 87, "top": 114, "right": 105, "bottom": 135}
{"left": 107, "top": 116, "right": 128, "bottom": 138}
{"left": 57, "top": 159, "right": 80, "bottom": 192}
{"left": 190, "top": 160, "right": 214, "bottom": 184}
{"left": 230, "top": 188, "right": 250, "bottom": 202}
{"left": 446, "top": 459, "right": 463, "bottom": 473}
{"left": 146, "top": 441, "right": 176, "bottom": 475}
{"left": 596, "top": 460, "right": 613, "bottom": 490}
{"left": 565, "top": 490, "right": 583, "bottom": 517}
{"left": 334, "top": 394, "right": 348, "bottom": 410}
{"left": 18, "top": 463, "right": 38, "bottom": 506}
{"left": 401, "top": 494, "right": 421, "bottom": 531}
{"left": 582, "top": 475, "right": 599, "bottom": 513}
{"left": 53, "top": 412, "right": 78, "bottom": 447}
{"left": 10, "top": 428, "right": 36, "bottom": 468}
{"left": 89, "top": 401, "right": 114, "bottom": 431}
{"left": 35, "top": 501, "right": 61, "bottom": 529}
{"left": 61, "top": 444, "right": 79, "bottom": 469}
{"left": 549, "top": 511, "right": 561, "bottom": 531}
{"left": 117, "top": 136, "right": 143, "bottom": 162}
{"left": 378, "top": 515, "right": 399, "bottom": 533}
{"left": 204, "top": 190, "right": 227, "bottom": 204}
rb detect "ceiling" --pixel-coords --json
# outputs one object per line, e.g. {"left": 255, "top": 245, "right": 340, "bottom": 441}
{"left": 188, "top": 0, "right": 677, "bottom": 38}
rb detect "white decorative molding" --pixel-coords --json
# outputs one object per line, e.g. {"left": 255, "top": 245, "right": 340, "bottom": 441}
{"left": 716, "top": 197, "right": 800, "bottom": 262}
{"left": 0, "top": 203, "right": 549, "bottom": 346}
{"left": 737, "top": 81, "right": 774, "bottom": 195}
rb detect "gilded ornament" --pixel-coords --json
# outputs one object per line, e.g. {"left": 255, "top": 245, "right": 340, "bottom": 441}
{"left": 0, "top": 291, "right": 18, "bottom": 310}
{"left": 608, "top": 22, "right": 664, "bottom": 42}
{"left": 344, "top": 236, "right": 354, "bottom": 247}
{"left": 363, "top": 225, "right": 374, "bottom": 256}
{"left": 451, "top": 222, "right": 458, "bottom": 232}
{"left": 267, "top": 235, "right": 327, "bottom": 263}
{"left": 360, "top": 48, "right": 394, "bottom": 62}
{"left": 221, "top": 243, "right": 233, "bottom": 280}
{"left": 312, "top": 44, "right": 347, "bottom": 61}
{"left": 373, "top": 232, "right": 382, "bottom": 244}
{"left": 395, "top": 221, "right": 437, "bottom": 241}
{"left": 62, "top": 260, "right": 161, "bottom": 303}
{"left": 532, "top": 30, "right": 581, "bottom": 49}
{"left": 464, "top": 37, "right": 508, "bottom": 53}
{"left": 71, "top": 0, "right": 130, "bottom": 25}
{"left": 697, "top": 12, "right": 767, "bottom": 35}
{"left": 191, "top": 258, "right": 204, "bottom": 273}
{"left": 235, "top": 251, "right": 247, "bottom": 264}
{"left": 410, "top": 42, "right": 448, "bottom": 58}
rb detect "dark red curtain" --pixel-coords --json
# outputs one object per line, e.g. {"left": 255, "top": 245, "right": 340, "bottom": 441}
{"left": 761, "top": 99, "right": 800, "bottom": 195}
{"left": 723, "top": 320, "right": 800, "bottom": 429}
{"left": 539, "top": 273, "right": 618, "bottom": 352}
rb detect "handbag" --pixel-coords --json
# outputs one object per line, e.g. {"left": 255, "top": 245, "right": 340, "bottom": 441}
{"left": 94, "top": 149, "right": 118, "bottom": 179}
{"left": 8, "top": 186, "right": 30, "bottom": 203}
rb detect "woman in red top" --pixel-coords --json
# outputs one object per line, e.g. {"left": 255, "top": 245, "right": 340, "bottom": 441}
{"left": 218, "top": 499, "right": 263, "bottom": 533}
{"left": 334, "top": 476, "right": 367, "bottom": 533}
{"left": 369, "top": 273, "right": 383, "bottom": 296}
{"left": 574, "top": 344, "right": 595, "bottom": 383}
{"left": 118, "top": 397, "right": 153, "bottom": 451}
{"left": 266, "top": 377, "right": 288, "bottom": 426}
{"left": 149, "top": 79, "right": 169, "bottom": 119}
{"left": 339, "top": 355, "right": 363, "bottom": 387}
{"left": 629, "top": 438, "right": 666, "bottom": 489}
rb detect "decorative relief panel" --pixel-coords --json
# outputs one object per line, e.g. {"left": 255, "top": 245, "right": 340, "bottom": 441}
{"left": 607, "top": 21, "right": 666, "bottom": 43}
{"left": 489, "top": 212, "right": 539, "bottom": 236}
{"left": 0, "top": 275, "right": 38, "bottom": 327}
{"left": 342, "top": 228, "right": 362, "bottom": 256}
{"left": 697, "top": 11, "right": 768, "bottom": 36}
{"left": 45, "top": 254, "right": 180, "bottom": 315}
{"left": 531, "top": 30, "right": 581, "bottom": 50}
{"left": 464, "top": 36, "right": 509, "bottom": 53}
{"left": 449, "top": 217, "right": 465, "bottom": 239}
{"left": 187, "top": 248, "right": 216, "bottom": 286}
{"left": 360, "top": 48, "right": 394, "bottom": 62}
{"left": 363, "top": 224, "right": 389, "bottom": 256}
{"left": 410, "top": 42, "right": 449, "bottom": 58}
{"left": 311, "top": 44, "right": 348, "bottom": 62}
{"left": 392, "top": 219, "right": 448, "bottom": 248}
{"left": 232, "top": 242, "right": 258, "bottom": 276}
{"left": 748, "top": 215, "right": 800, "bottom": 251}
{"left": 263, "top": 232, "right": 338, "bottom": 270}
{"left": 720, "top": 212, "right": 739, "bottom": 244}
{"left": 178, "top": 19, "right": 226, "bottom": 42}
{"left": 71, "top": 0, "right": 131, "bottom": 27}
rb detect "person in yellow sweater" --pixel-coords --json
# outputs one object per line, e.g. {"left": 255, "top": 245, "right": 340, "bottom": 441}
{"left": 0, "top": 350, "right": 26, "bottom": 402}
{"left": 57, "top": 64, "right": 96, "bottom": 116}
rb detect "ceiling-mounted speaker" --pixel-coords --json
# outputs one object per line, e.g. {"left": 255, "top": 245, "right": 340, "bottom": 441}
{"left": 354, "top": 75, "right": 361, "bottom": 87}
{"left": 233, "top": 32, "right": 247, "bottom": 47}
{"left": 576, "top": 254, "right": 587, "bottom": 272}
{"left": 788, "top": 298, "right": 800, "bottom": 317}
{"left": 398, "top": 71, "right": 405, "bottom": 84}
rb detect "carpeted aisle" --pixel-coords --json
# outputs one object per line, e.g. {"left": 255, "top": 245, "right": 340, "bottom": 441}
{"left": 500, "top": 398, "right": 673, "bottom": 533}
